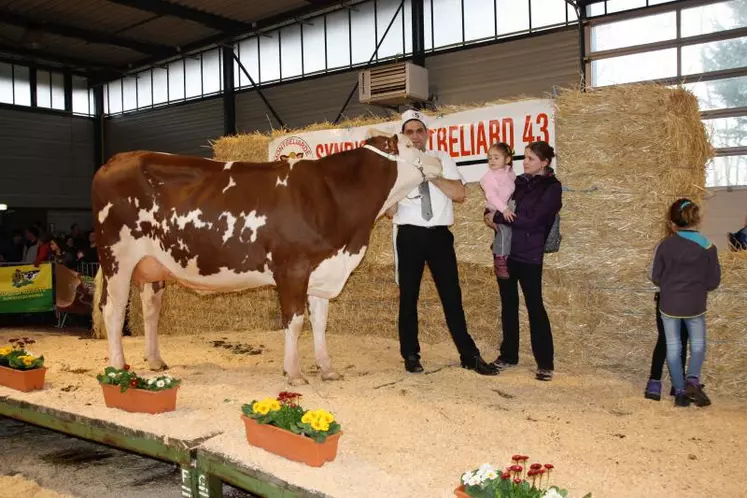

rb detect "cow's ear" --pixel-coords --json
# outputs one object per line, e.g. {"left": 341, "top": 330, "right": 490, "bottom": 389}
{"left": 280, "top": 155, "right": 288, "bottom": 160}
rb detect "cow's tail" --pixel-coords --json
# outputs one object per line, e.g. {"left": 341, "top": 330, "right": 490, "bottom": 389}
{"left": 91, "top": 266, "right": 107, "bottom": 338}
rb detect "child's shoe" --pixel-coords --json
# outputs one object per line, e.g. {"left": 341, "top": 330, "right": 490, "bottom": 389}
{"left": 494, "top": 255, "right": 509, "bottom": 279}
{"left": 673, "top": 389, "right": 691, "bottom": 407}
{"left": 644, "top": 379, "right": 662, "bottom": 401}
{"left": 685, "top": 377, "right": 712, "bottom": 407}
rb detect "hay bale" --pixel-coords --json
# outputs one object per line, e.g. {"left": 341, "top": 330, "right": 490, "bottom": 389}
{"left": 93, "top": 84, "right": 747, "bottom": 398}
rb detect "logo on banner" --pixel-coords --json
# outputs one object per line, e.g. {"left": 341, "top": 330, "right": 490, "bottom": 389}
{"left": 11, "top": 269, "right": 40, "bottom": 288}
{"left": 273, "top": 136, "right": 313, "bottom": 161}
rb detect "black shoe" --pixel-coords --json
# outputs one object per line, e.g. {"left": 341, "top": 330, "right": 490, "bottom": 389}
{"left": 404, "top": 356, "right": 424, "bottom": 373}
{"left": 461, "top": 356, "right": 499, "bottom": 376}
{"left": 491, "top": 358, "right": 517, "bottom": 371}
{"left": 535, "top": 369, "right": 553, "bottom": 381}
{"left": 685, "top": 381, "right": 712, "bottom": 407}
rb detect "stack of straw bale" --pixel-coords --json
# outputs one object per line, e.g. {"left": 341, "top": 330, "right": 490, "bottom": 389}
{"left": 93, "top": 84, "right": 747, "bottom": 398}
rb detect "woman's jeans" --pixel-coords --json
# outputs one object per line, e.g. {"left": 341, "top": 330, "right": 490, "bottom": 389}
{"left": 660, "top": 314, "right": 706, "bottom": 392}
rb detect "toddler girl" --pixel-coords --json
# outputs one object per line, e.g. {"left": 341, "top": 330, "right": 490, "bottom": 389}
{"left": 480, "top": 142, "right": 516, "bottom": 279}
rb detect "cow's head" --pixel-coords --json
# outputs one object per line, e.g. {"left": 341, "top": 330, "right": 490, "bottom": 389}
{"left": 364, "top": 131, "right": 443, "bottom": 217}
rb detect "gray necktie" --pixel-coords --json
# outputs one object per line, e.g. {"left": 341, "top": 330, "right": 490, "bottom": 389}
{"left": 419, "top": 181, "right": 433, "bottom": 221}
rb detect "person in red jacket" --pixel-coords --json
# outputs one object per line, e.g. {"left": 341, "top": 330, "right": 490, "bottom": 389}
{"left": 33, "top": 233, "right": 51, "bottom": 267}
{"left": 485, "top": 141, "right": 562, "bottom": 381}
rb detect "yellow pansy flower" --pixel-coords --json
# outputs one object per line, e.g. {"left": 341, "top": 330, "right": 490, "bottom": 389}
{"left": 0, "top": 346, "right": 12, "bottom": 356}
{"left": 311, "top": 419, "right": 330, "bottom": 432}
{"left": 301, "top": 412, "right": 315, "bottom": 424}
{"left": 22, "top": 356, "right": 34, "bottom": 366}
{"left": 316, "top": 410, "right": 335, "bottom": 424}
{"left": 252, "top": 401, "right": 270, "bottom": 415}
{"left": 267, "top": 399, "right": 281, "bottom": 411}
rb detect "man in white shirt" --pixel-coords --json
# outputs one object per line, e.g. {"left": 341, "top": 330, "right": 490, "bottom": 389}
{"left": 387, "top": 110, "right": 498, "bottom": 376}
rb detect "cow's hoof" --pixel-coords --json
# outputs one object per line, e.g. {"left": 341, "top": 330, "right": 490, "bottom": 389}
{"left": 287, "top": 376, "right": 309, "bottom": 386}
{"left": 321, "top": 371, "right": 344, "bottom": 381}
{"left": 147, "top": 358, "right": 169, "bottom": 371}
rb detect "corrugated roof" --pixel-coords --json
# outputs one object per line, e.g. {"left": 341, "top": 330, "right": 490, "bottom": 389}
{"left": 0, "top": 0, "right": 346, "bottom": 78}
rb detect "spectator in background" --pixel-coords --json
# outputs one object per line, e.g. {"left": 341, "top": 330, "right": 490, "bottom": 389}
{"left": 50, "top": 238, "right": 77, "bottom": 269}
{"left": 79, "top": 231, "right": 98, "bottom": 264}
{"left": 70, "top": 223, "right": 87, "bottom": 251}
{"left": 33, "top": 233, "right": 51, "bottom": 267}
{"left": 6, "top": 230, "right": 24, "bottom": 263}
{"left": 22, "top": 227, "right": 40, "bottom": 264}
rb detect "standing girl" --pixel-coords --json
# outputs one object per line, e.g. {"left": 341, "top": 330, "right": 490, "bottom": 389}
{"left": 650, "top": 198, "right": 721, "bottom": 407}
{"left": 484, "top": 141, "right": 562, "bottom": 381}
{"left": 479, "top": 143, "right": 516, "bottom": 279}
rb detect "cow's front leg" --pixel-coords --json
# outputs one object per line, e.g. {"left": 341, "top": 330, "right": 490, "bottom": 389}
{"left": 308, "top": 295, "right": 342, "bottom": 381}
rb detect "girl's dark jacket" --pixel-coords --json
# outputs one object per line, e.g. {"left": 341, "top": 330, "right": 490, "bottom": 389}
{"left": 491, "top": 170, "right": 562, "bottom": 265}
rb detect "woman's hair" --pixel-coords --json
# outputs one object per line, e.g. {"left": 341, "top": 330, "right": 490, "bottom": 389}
{"left": 488, "top": 142, "right": 514, "bottom": 166}
{"left": 669, "top": 198, "right": 701, "bottom": 228}
{"left": 526, "top": 141, "right": 555, "bottom": 167}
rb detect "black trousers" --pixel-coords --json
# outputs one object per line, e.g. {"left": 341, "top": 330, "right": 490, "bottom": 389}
{"left": 497, "top": 258, "right": 554, "bottom": 371}
{"left": 649, "top": 292, "right": 689, "bottom": 381}
{"left": 396, "top": 225, "right": 479, "bottom": 362}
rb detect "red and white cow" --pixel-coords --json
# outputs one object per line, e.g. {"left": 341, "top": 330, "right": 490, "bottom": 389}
{"left": 92, "top": 133, "right": 442, "bottom": 385}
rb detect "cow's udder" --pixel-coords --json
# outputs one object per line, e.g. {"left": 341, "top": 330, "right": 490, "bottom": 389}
{"left": 132, "top": 256, "right": 173, "bottom": 284}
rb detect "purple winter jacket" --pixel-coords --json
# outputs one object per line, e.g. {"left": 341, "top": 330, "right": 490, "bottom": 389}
{"left": 491, "top": 171, "right": 562, "bottom": 265}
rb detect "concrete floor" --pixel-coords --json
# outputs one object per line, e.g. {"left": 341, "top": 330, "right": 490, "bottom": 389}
{"left": 0, "top": 417, "right": 255, "bottom": 498}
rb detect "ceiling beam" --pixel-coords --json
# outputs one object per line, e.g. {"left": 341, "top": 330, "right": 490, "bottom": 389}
{"left": 0, "top": 43, "right": 122, "bottom": 75}
{"left": 120, "top": 0, "right": 344, "bottom": 72}
{"left": 105, "top": 0, "right": 253, "bottom": 32}
{"left": 0, "top": 10, "right": 177, "bottom": 57}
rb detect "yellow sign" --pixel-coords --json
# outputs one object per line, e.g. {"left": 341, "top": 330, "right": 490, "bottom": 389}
{"left": 0, "top": 263, "right": 54, "bottom": 313}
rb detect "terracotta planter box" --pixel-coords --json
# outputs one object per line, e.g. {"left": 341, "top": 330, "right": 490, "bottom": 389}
{"left": 241, "top": 415, "right": 342, "bottom": 467}
{"left": 0, "top": 365, "right": 47, "bottom": 392}
{"left": 454, "top": 485, "right": 471, "bottom": 497}
{"left": 101, "top": 384, "right": 179, "bottom": 414}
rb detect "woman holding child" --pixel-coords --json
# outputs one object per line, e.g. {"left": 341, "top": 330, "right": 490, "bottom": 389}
{"left": 482, "top": 141, "right": 562, "bottom": 381}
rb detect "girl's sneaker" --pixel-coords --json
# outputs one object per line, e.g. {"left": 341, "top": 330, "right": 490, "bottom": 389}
{"left": 493, "top": 255, "right": 510, "bottom": 279}
{"left": 491, "top": 359, "right": 516, "bottom": 371}
{"left": 685, "top": 377, "right": 712, "bottom": 407}
{"left": 674, "top": 389, "right": 691, "bottom": 407}
{"left": 644, "top": 379, "right": 662, "bottom": 401}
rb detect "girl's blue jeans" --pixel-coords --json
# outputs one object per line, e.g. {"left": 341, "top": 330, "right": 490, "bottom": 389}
{"left": 660, "top": 314, "right": 706, "bottom": 392}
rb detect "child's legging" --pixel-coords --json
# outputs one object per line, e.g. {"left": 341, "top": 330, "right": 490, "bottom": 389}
{"left": 649, "top": 293, "right": 688, "bottom": 381}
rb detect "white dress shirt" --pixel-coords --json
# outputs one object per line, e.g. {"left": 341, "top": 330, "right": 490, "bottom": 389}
{"left": 393, "top": 150, "right": 465, "bottom": 228}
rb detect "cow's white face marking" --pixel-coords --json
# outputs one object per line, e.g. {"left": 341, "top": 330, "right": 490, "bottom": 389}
{"left": 286, "top": 158, "right": 301, "bottom": 170}
{"left": 172, "top": 209, "right": 213, "bottom": 230}
{"left": 266, "top": 252, "right": 272, "bottom": 261}
{"left": 308, "top": 246, "right": 367, "bottom": 299}
{"left": 240, "top": 211, "right": 266, "bottom": 243}
{"left": 377, "top": 135, "right": 443, "bottom": 217}
{"left": 224, "top": 161, "right": 234, "bottom": 170}
{"left": 219, "top": 212, "right": 237, "bottom": 244}
{"left": 98, "top": 202, "right": 113, "bottom": 223}
{"left": 222, "top": 176, "right": 236, "bottom": 194}
{"left": 276, "top": 176, "right": 288, "bottom": 187}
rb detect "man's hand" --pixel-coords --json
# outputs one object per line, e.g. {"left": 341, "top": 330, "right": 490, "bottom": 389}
{"left": 384, "top": 205, "right": 397, "bottom": 219}
{"left": 502, "top": 208, "right": 516, "bottom": 223}
{"left": 431, "top": 177, "right": 466, "bottom": 203}
{"left": 483, "top": 212, "right": 497, "bottom": 230}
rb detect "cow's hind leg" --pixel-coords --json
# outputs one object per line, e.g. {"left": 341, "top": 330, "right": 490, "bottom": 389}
{"left": 102, "top": 269, "right": 134, "bottom": 369}
{"left": 276, "top": 269, "right": 310, "bottom": 386}
{"left": 140, "top": 281, "right": 168, "bottom": 371}
{"left": 308, "top": 296, "right": 342, "bottom": 381}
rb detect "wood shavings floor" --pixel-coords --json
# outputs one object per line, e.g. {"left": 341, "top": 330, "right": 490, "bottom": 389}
{"left": 1, "top": 328, "right": 745, "bottom": 498}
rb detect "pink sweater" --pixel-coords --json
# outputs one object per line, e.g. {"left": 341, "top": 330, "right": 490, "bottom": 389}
{"left": 479, "top": 167, "right": 516, "bottom": 213}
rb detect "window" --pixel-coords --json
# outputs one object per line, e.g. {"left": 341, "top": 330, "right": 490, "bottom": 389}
{"left": 50, "top": 72, "right": 64, "bottom": 110}
{"left": 0, "top": 63, "right": 12, "bottom": 104}
{"left": 72, "top": 75, "right": 90, "bottom": 115}
{"left": 280, "top": 26, "right": 303, "bottom": 79}
{"left": 168, "top": 60, "right": 185, "bottom": 101}
{"left": 531, "top": 0, "right": 567, "bottom": 29}
{"left": 707, "top": 155, "right": 747, "bottom": 187}
{"left": 326, "top": 9, "right": 350, "bottom": 69}
{"left": 497, "top": 0, "right": 529, "bottom": 36}
{"left": 37, "top": 70, "right": 51, "bottom": 108}
{"left": 464, "top": 0, "right": 495, "bottom": 42}
{"left": 590, "top": 12, "right": 676, "bottom": 52}
{"left": 303, "top": 18, "right": 326, "bottom": 73}
{"left": 351, "top": 2, "right": 376, "bottom": 64}
{"left": 184, "top": 57, "right": 202, "bottom": 98}
{"left": 202, "top": 49, "right": 222, "bottom": 94}
{"left": 681, "top": 76, "right": 747, "bottom": 111}
{"left": 13, "top": 66, "right": 31, "bottom": 107}
{"left": 681, "top": 37, "right": 747, "bottom": 76}
{"left": 376, "top": 0, "right": 405, "bottom": 58}
{"left": 432, "top": 0, "right": 462, "bottom": 47}
{"left": 236, "top": 38, "right": 260, "bottom": 87}
{"left": 122, "top": 76, "right": 137, "bottom": 111}
{"left": 704, "top": 117, "right": 747, "bottom": 149}
{"left": 152, "top": 67, "right": 168, "bottom": 105}
{"left": 260, "top": 33, "right": 280, "bottom": 83}
{"left": 592, "top": 48, "right": 677, "bottom": 86}
{"left": 681, "top": 0, "right": 747, "bottom": 37}
{"left": 137, "top": 70, "right": 153, "bottom": 108}
{"left": 108, "top": 80, "right": 123, "bottom": 114}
